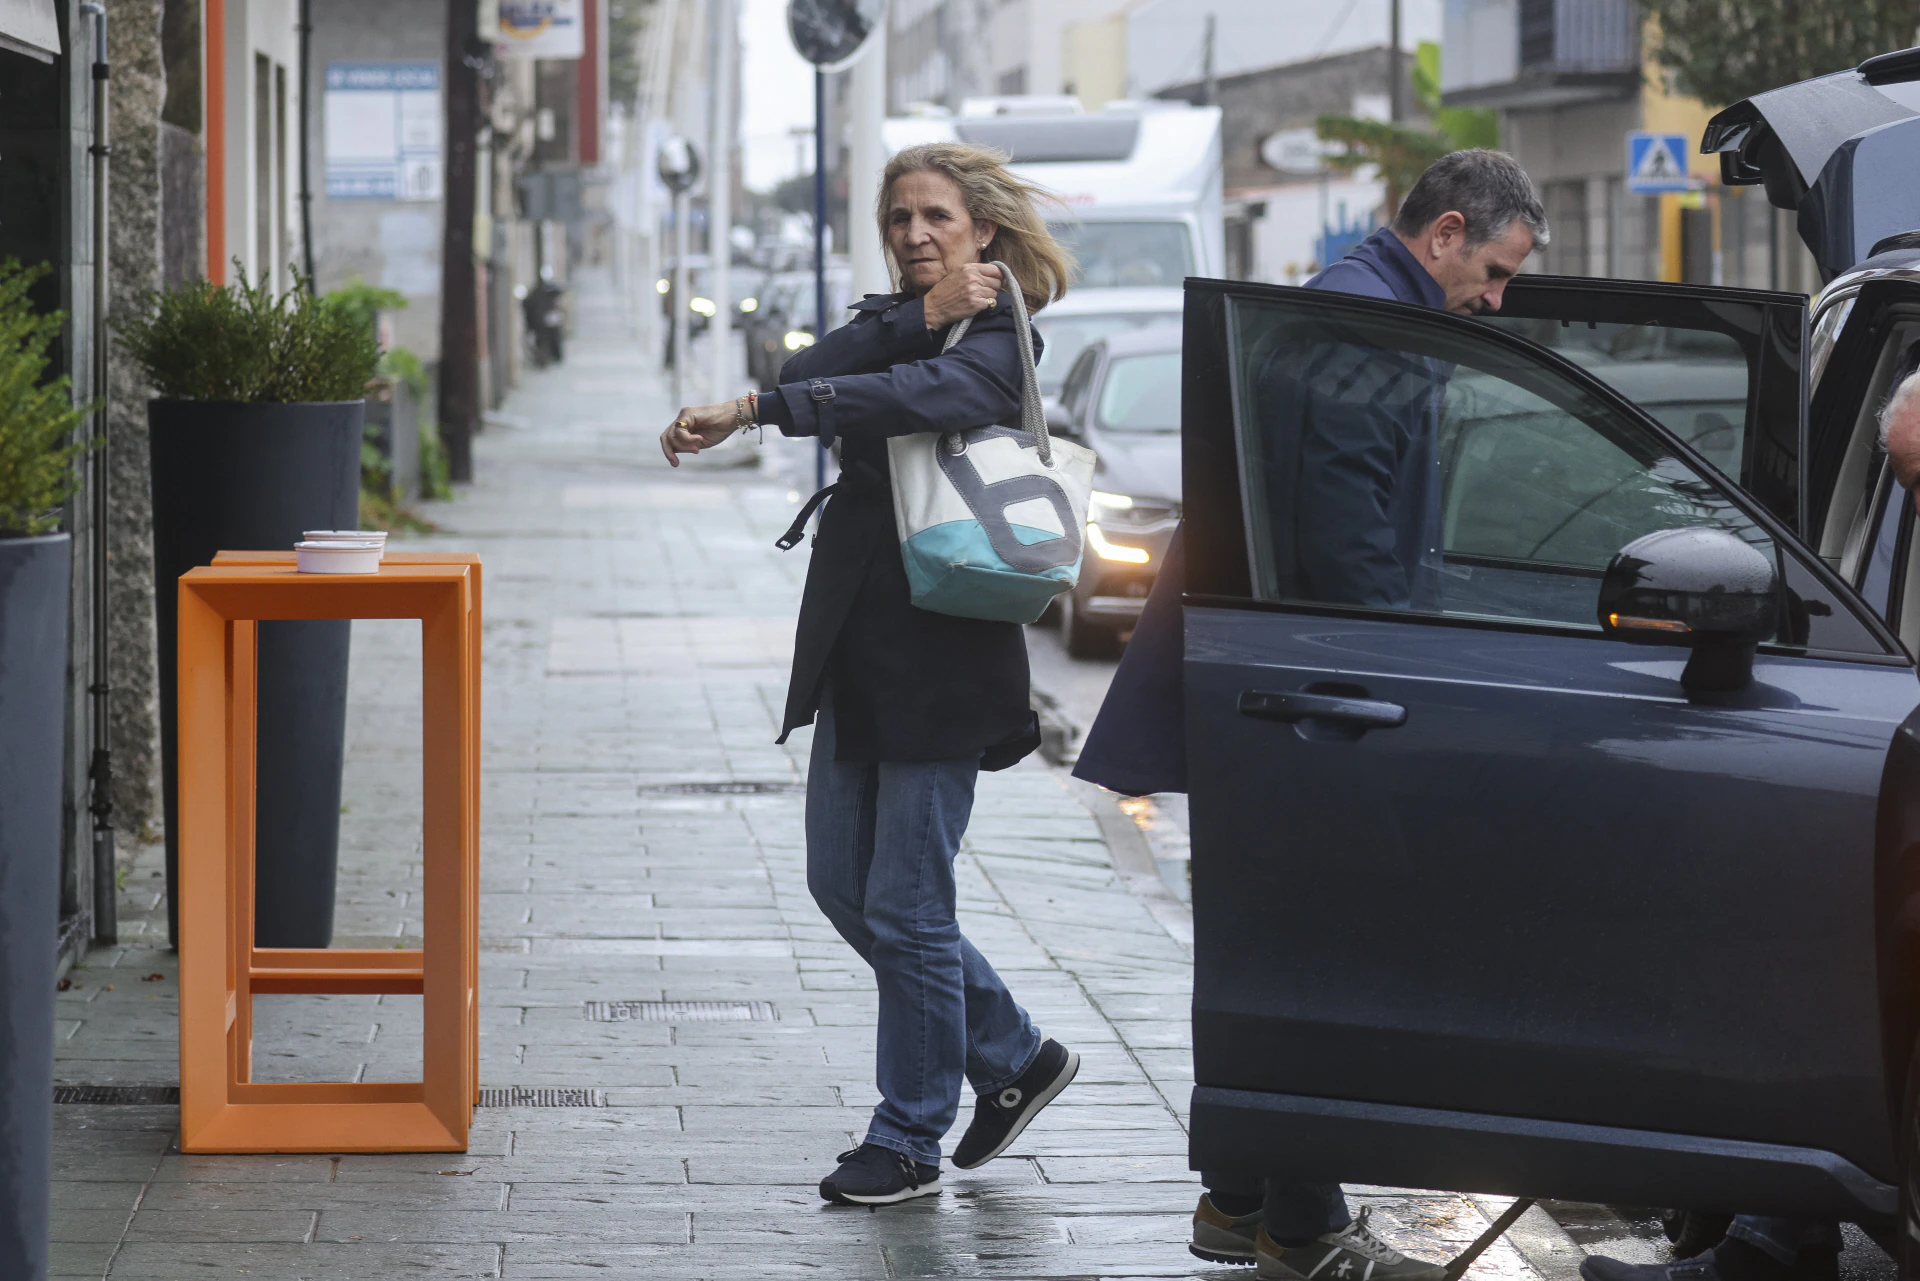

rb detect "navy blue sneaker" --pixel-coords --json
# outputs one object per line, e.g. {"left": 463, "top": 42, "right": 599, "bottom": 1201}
{"left": 950, "top": 1038, "right": 1079, "bottom": 1169}
{"left": 819, "top": 1143, "right": 940, "bottom": 1206}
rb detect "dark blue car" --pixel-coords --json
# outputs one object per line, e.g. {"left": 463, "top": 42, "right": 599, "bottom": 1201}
{"left": 1182, "top": 51, "right": 1920, "bottom": 1273}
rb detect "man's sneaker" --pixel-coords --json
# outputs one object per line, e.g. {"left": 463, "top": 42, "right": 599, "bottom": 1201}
{"left": 818, "top": 1143, "right": 940, "bottom": 1206}
{"left": 1256, "top": 1208, "right": 1447, "bottom": 1281}
{"left": 1190, "top": 1192, "right": 1264, "bottom": 1264}
{"left": 950, "top": 1038, "right": 1080, "bottom": 1169}
{"left": 1580, "top": 1244, "right": 1839, "bottom": 1281}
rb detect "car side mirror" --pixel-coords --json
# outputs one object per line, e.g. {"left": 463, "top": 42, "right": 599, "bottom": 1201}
{"left": 1597, "top": 527, "right": 1780, "bottom": 693}
{"left": 1044, "top": 402, "right": 1078, "bottom": 438}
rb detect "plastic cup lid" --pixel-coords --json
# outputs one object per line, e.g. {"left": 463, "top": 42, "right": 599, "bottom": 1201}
{"left": 296, "top": 540, "right": 383, "bottom": 550}
{"left": 303, "top": 529, "right": 387, "bottom": 540}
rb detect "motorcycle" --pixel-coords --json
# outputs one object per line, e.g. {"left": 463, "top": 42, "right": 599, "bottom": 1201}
{"left": 521, "top": 280, "right": 565, "bottom": 367}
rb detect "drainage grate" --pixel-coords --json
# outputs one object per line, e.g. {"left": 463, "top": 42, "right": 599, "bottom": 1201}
{"left": 477, "top": 1087, "right": 606, "bottom": 1108}
{"left": 585, "top": 1000, "right": 779, "bottom": 1023}
{"left": 54, "top": 1085, "right": 180, "bottom": 1105}
{"left": 637, "top": 781, "right": 803, "bottom": 796}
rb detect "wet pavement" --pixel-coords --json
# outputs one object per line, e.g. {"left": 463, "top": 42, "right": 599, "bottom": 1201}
{"left": 42, "top": 270, "right": 1888, "bottom": 1279}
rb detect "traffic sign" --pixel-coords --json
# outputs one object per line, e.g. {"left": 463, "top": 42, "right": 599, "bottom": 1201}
{"left": 1626, "top": 132, "right": 1696, "bottom": 194}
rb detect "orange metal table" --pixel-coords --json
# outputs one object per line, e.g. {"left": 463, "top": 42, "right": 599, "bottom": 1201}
{"left": 176, "top": 560, "right": 479, "bottom": 1152}
{"left": 211, "top": 551, "right": 483, "bottom": 1106}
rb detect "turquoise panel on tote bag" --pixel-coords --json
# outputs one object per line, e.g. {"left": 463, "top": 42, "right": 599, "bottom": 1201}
{"left": 899, "top": 520, "right": 1081, "bottom": 624}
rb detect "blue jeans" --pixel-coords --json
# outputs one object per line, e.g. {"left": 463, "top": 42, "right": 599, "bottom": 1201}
{"left": 806, "top": 692, "right": 1042, "bottom": 1165}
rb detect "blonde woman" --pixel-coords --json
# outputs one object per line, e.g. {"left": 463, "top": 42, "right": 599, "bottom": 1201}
{"left": 660, "top": 144, "right": 1081, "bottom": 1205}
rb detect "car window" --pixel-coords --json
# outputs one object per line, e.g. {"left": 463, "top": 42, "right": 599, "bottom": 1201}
{"left": 1046, "top": 220, "right": 1194, "bottom": 290}
{"left": 1060, "top": 349, "right": 1099, "bottom": 420}
{"left": 1229, "top": 293, "right": 1775, "bottom": 633}
{"left": 1822, "top": 325, "right": 1920, "bottom": 573}
{"left": 1032, "top": 310, "right": 1180, "bottom": 395}
{"left": 1096, "top": 352, "right": 1181, "bottom": 433}
{"left": 1479, "top": 319, "right": 1749, "bottom": 479}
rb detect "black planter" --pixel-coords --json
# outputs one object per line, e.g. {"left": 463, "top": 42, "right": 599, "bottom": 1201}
{"left": 0, "top": 532, "right": 69, "bottom": 1281}
{"left": 150, "top": 400, "right": 362, "bottom": 949}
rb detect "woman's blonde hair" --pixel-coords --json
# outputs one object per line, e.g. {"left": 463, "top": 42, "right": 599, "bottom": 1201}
{"left": 877, "top": 142, "right": 1074, "bottom": 314}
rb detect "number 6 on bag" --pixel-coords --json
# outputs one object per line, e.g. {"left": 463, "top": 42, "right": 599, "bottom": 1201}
{"left": 888, "top": 262, "right": 1098, "bottom": 624}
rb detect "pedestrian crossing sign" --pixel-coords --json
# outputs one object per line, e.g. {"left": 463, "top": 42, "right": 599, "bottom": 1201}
{"left": 1627, "top": 132, "right": 1697, "bottom": 194}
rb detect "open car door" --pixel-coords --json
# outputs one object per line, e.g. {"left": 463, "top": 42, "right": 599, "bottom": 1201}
{"left": 1179, "top": 279, "right": 1916, "bottom": 1219}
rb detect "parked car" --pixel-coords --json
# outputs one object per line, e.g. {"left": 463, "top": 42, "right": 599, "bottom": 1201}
{"left": 1046, "top": 328, "right": 1182, "bottom": 656}
{"left": 1030, "top": 286, "right": 1183, "bottom": 403}
{"left": 1179, "top": 49, "right": 1920, "bottom": 1271}
{"left": 749, "top": 267, "right": 852, "bottom": 392}
{"left": 746, "top": 272, "right": 809, "bottom": 391}
{"left": 730, "top": 266, "right": 769, "bottom": 331}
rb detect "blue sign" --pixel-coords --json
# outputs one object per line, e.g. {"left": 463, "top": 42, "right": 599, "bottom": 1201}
{"left": 1626, "top": 132, "right": 1696, "bottom": 195}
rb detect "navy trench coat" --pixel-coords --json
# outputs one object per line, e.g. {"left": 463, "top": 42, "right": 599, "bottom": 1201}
{"left": 1070, "top": 228, "right": 1448, "bottom": 796}
{"left": 758, "top": 289, "right": 1045, "bottom": 766}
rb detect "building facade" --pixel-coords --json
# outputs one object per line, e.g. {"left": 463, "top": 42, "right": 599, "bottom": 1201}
{"left": 1441, "top": 0, "right": 1820, "bottom": 292}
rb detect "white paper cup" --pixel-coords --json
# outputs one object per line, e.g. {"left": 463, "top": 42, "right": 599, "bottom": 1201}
{"left": 295, "top": 541, "right": 383, "bottom": 574}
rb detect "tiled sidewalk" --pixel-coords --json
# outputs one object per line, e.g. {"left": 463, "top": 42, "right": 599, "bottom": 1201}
{"left": 49, "top": 275, "right": 1565, "bottom": 1279}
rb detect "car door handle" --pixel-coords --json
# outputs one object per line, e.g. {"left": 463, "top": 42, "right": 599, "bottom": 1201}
{"left": 1238, "top": 689, "right": 1407, "bottom": 729}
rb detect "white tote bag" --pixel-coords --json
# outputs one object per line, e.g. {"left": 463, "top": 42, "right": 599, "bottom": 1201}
{"left": 887, "top": 264, "right": 1097, "bottom": 624}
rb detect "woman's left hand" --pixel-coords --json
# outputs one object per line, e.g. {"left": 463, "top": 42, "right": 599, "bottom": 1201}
{"left": 660, "top": 402, "right": 740, "bottom": 467}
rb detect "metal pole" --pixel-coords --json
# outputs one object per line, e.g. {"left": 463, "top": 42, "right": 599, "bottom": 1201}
{"left": 708, "top": 0, "right": 734, "bottom": 406}
{"left": 80, "top": 1, "right": 116, "bottom": 946}
{"left": 438, "top": 0, "right": 482, "bottom": 482}
{"left": 813, "top": 66, "right": 827, "bottom": 493}
{"left": 1201, "top": 14, "right": 1216, "bottom": 108}
{"left": 673, "top": 188, "right": 690, "bottom": 409}
{"left": 1317, "top": 165, "right": 1329, "bottom": 277}
{"left": 297, "top": 0, "right": 316, "bottom": 286}
{"left": 848, "top": 19, "right": 888, "bottom": 296}
{"left": 1388, "top": 0, "right": 1403, "bottom": 123}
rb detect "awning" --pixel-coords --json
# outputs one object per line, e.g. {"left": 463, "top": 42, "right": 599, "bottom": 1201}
{"left": 0, "top": 0, "right": 60, "bottom": 62}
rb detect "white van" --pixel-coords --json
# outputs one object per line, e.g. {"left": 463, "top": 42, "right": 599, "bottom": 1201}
{"left": 882, "top": 97, "right": 1225, "bottom": 289}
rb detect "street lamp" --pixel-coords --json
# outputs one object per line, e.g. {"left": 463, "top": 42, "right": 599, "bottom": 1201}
{"left": 656, "top": 134, "right": 702, "bottom": 411}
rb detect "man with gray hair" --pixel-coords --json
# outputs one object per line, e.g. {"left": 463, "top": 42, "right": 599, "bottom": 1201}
{"left": 1883, "top": 370, "right": 1920, "bottom": 497}
{"left": 1072, "top": 149, "right": 1551, "bottom": 1278}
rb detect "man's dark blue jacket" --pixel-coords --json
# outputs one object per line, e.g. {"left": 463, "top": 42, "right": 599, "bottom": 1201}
{"left": 1070, "top": 228, "right": 1446, "bottom": 797}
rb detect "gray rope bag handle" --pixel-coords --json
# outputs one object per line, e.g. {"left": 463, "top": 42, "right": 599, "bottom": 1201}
{"left": 940, "top": 262, "right": 1051, "bottom": 464}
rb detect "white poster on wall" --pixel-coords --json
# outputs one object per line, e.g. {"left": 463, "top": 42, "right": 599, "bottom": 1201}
{"left": 325, "top": 62, "right": 443, "bottom": 201}
{"left": 495, "top": 0, "right": 584, "bottom": 59}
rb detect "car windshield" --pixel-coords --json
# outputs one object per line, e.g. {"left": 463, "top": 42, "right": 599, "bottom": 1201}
{"left": 1048, "top": 220, "right": 1194, "bottom": 289}
{"left": 1032, "top": 311, "right": 1181, "bottom": 395}
{"left": 1096, "top": 352, "right": 1182, "bottom": 432}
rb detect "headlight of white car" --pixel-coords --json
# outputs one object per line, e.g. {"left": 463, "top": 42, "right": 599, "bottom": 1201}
{"left": 1086, "top": 491, "right": 1150, "bottom": 564}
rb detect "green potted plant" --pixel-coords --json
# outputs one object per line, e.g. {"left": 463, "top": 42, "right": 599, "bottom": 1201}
{"left": 0, "top": 258, "right": 91, "bottom": 1281}
{"left": 120, "top": 268, "right": 378, "bottom": 948}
